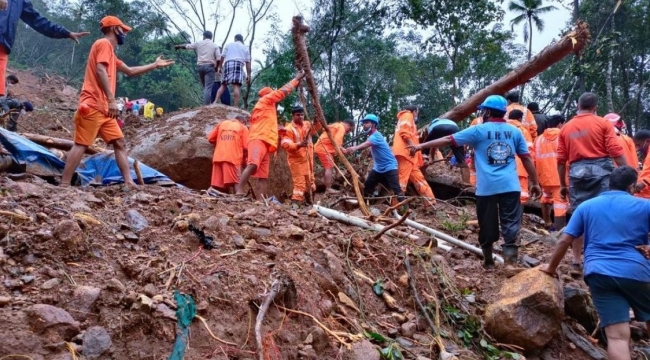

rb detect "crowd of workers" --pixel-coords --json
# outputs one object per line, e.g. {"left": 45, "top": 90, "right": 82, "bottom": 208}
{"left": 1, "top": 4, "right": 649, "bottom": 358}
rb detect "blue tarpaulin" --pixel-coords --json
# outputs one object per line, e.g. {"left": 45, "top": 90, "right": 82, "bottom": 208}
{"left": 0, "top": 127, "right": 174, "bottom": 186}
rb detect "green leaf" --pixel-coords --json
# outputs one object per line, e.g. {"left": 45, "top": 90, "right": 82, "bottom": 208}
{"left": 364, "top": 330, "right": 387, "bottom": 343}
{"left": 372, "top": 280, "right": 385, "bottom": 296}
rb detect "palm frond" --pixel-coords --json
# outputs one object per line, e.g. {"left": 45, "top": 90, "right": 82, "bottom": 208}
{"left": 508, "top": 1, "right": 527, "bottom": 12}
{"left": 535, "top": 5, "right": 558, "bottom": 14}
{"left": 510, "top": 13, "right": 527, "bottom": 31}
{"left": 532, "top": 16, "right": 545, "bottom": 32}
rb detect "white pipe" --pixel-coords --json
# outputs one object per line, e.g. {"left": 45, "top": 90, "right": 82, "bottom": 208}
{"left": 313, "top": 205, "right": 453, "bottom": 252}
{"left": 393, "top": 211, "right": 504, "bottom": 264}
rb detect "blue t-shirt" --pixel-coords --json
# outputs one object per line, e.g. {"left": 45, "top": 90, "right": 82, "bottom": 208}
{"left": 451, "top": 121, "right": 529, "bottom": 196}
{"left": 565, "top": 190, "right": 650, "bottom": 282}
{"left": 368, "top": 131, "right": 398, "bottom": 173}
{"left": 428, "top": 119, "right": 457, "bottom": 133}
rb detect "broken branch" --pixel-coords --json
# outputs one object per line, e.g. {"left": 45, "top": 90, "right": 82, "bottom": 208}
{"left": 20, "top": 133, "right": 100, "bottom": 155}
{"left": 404, "top": 251, "right": 437, "bottom": 335}
{"left": 373, "top": 210, "right": 411, "bottom": 240}
{"left": 277, "top": 306, "right": 351, "bottom": 349}
{"left": 196, "top": 315, "right": 238, "bottom": 346}
{"left": 256, "top": 279, "right": 284, "bottom": 360}
{"left": 133, "top": 160, "right": 145, "bottom": 185}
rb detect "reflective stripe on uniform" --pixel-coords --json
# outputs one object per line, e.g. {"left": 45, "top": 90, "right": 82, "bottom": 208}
{"left": 536, "top": 152, "right": 557, "bottom": 159}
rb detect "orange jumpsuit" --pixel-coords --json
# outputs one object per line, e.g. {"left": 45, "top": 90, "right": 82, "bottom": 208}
{"left": 534, "top": 128, "right": 568, "bottom": 217}
{"left": 392, "top": 110, "right": 435, "bottom": 203}
{"left": 314, "top": 122, "right": 346, "bottom": 169}
{"left": 617, "top": 133, "right": 638, "bottom": 170}
{"left": 506, "top": 103, "right": 537, "bottom": 142}
{"left": 207, "top": 120, "right": 249, "bottom": 188}
{"left": 281, "top": 120, "right": 318, "bottom": 201}
{"left": 468, "top": 116, "right": 483, "bottom": 186}
{"left": 247, "top": 79, "right": 299, "bottom": 179}
{"left": 636, "top": 147, "right": 650, "bottom": 199}
{"left": 508, "top": 119, "right": 534, "bottom": 204}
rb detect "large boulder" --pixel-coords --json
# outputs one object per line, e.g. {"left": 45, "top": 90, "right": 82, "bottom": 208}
{"left": 485, "top": 268, "right": 564, "bottom": 353}
{"left": 129, "top": 104, "right": 292, "bottom": 196}
{"left": 564, "top": 286, "right": 598, "bottom": 333}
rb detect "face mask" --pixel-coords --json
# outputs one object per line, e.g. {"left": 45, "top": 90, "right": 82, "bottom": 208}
{"left": 116, "top": 31, "right": 126, "bottom": 46}
{"left": 20, "top": 109, "right": 26, "bottom": 115}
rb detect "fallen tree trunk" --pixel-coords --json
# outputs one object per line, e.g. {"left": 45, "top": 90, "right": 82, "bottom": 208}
{"left": 20, "top": 133, "right": 100, "bottom": 155}
{"left": 292, "top": 16, "right": 371, "bottom": 216}
{"left": 429, "top": 22, "right": 590, "bottom": 125}
{"left": 314, "top": 205, "right": 453, "bottom": 251}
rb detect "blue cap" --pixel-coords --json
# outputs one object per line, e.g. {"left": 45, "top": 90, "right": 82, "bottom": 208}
{"left": 477, "top": 95, "right": 507, "bottom": 112}
{"left": 362, "top": 114, "right": 379, "bottom": 125}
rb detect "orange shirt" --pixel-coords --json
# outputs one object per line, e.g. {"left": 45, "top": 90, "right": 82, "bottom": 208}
{"left": 557, "top": 113, "right": 625, "bottom": 165}
{"left": 207, "top": 120, "right": 249, "bottom": 165}
{"left": 636, "top": 148, "right": 650, "bottom": 199}
{"left": 506, "top": 103, "right": 537, "bottom": 141}
{"left": 534, "top": 128, "right": 561, "bottom": 187}
{"left": 392, "top": 110, "right": 423, "bottom": 166}
{"left": 508, "top": 120, "right": 534, "bottom": 177}
{"left": 618, "top": 134, "right": 638, "bottom": 169}
{"left": 315, "top": 122, "right": 345, "bottom": 155}
{"left": 79, "top": 38, "right": 124, "bottom": 116}
{"left": 248, "top": 79, "right": 299, "bottom": 152}
{"left": 281, "top": 120, "right": 317, "bottom": 163}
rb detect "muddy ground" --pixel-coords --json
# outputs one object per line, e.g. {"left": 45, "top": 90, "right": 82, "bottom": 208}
{"left": 1, "top": 67, "right": 648, "bottom": 359}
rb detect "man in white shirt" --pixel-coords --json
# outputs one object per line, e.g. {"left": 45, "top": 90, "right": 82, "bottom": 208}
{"left": 175, "top": 31, "right": 221, "bottom": 105}
{"left": 215, "top": 34, "right": 251, "bottom": 108}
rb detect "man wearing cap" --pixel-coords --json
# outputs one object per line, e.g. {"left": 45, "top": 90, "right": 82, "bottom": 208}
{"left": 0, "top": 0, "right": 89, "bottom": 98}
{"left": 235, "top": 71, "right": 305, "bottom": 199}
{"left": 60, "top": 16, "right": 174, "bottom": 187}
{"left": 215, "top": 34, "right": 251, "bottom": 108}
{"left": 174, "top": 31, "right": 221, "bottom": 105}
{"left": 408, "top": 95, "right": 541, "bottom": 267}
{"left": 0, "top": 96, "right": 32, "bottom": 131}
{"left": 281, "top": 105, "right": 320, "bottom": 204}
{"left": 342, "top": 114, "right": 405, "bottom": 205}
{"left": 604, "top": 113, "right": 638, "bottom": 169}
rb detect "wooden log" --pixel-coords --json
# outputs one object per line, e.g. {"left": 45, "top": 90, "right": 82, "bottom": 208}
{"left": 291, "top": 16, "right": 371, "bottom": 216}
{"left": 20, "top": 133, "right": 100, "bottom": 155}
{"left": 426, "top": 22, "right": 591, "bottom": 126}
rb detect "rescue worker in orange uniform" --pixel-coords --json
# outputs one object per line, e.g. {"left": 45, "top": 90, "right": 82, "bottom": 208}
{"left": 534, "top": 114, "right": 568, "bottom": 231}
{"left": 235, "top": 71, "right": 305, "bottom": 199}
{"left": 207, "top": 115, "right": 249, "bottom": 195}
{"left": 281, "top": 106, "right": 320, "bottom": 204}
{"left": 604, "top": 113, "right": 638, "bottom": 170}
{"left": 392, "top": 105, "right": 436, "bottom": 206}
{"left": 507, "top": 109, "right": 535, "bottom": 204}
{"left": 314, "top": 119, "right": 355, "bottom": 193}
{"left": 633, "top": 130, "right": 650, "bottom": 198}
{"left": 505, "top": 91, "right": 537, "bottom": 141}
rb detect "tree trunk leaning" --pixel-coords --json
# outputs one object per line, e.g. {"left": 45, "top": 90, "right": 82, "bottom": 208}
{"left": 291, "top": 16, "right": 371, "bottom": 216}
{"left": 434, "top": 21, "right": 591, "bottom": 124}
{"left": 20, "top": 133, "right": 100, "bottom": 155}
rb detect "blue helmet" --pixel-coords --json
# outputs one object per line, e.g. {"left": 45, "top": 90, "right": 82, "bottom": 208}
{"left": 477, "top": 95, "right": 507, "bottom": 112}
{"left": 362, "top": 114, "right": 379, "bottom": 125}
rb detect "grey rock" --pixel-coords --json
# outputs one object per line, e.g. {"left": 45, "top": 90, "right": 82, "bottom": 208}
{"left": 233, "top": 234, "right": 246, "bottom": 248}
{"left": 70, "top": 202, "right": 92, "bottom": 212}
{"left": 26, "top": 304, "right": 80, "bottom": 340}
{"left": 21, "top": 275, "right": 35, "bottom": 284}
{"left": 125, "top": 209, "right": 149, "bottom": 233}
{"left": 252, "top": 227, "right": 271, "bottom": 238}
{"left": 350, "top": 339, "right": 380, "bottom": 360}
{"left": 310, "top": 327, "right": 329, "bottom": 352}
{"left": 564, "top": 286, "right": 598, "bottom": 333}
{"left": 396, "top": 337, "right": 413, "bottom": 347}
{"left": 82, "top": 326, "right": 112, "bottom": 359}
{"left": 106, "top": 278, "right": 125, "bottom": 293}
{"left": 523, "top": 255, "right": 541, "bottom": 267}
{"left": 400, "top": 321, "right": 417, "bottom": 338}
{"left": 41, "top": 278, "right": 61, "bottom": 290}
{"left": 143, "top": 283, "right": 157, "bottom": 297}
{"left": 123, "top": 231, "right": 139, "bottom": 243}
{"left": 154, "top": 303, "right": 177, "bottom": 320}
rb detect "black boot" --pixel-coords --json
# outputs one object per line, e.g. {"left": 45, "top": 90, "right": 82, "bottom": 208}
{"left": 482, "top": 245, "right": 495, "bottom": 269}
{"left": 503, "top": 246, "right": 519, "bottom": 265}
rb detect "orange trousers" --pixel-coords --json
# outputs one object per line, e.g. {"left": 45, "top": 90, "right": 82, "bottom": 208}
{"left": 541, "top": 186, "right": 568, "bottom": 217}
{"left": 519, "top": 176, "right": 529, "bottom": 204}
{"left": 289, "top": 161, "right": 315, "bottom": 202}
{"left": 0, "top": 45, "right": 7, "bottom": 96}
{"left": 396, "top": 156, "right": 435, "bottom": 204}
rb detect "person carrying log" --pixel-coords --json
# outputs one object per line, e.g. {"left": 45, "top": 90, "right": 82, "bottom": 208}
{"left": 281, "top": 105, "right": 319, "bottom": 205}
{"left": 314, "top": 119, "right": 355, "bottom": 194}
{"left": 342, "top": 114, "right": 405, "bottom": 205}
{"left": 604, "top": 113, "right": 638, "bottom": 169}
{"left": 505, "top": 91, "right": 537, "bottom": 142}
{"left": 407, "top": 95, "right": 541, "bottom": 267}
{"left": 534, "top": 114, "right": 568, "bottom": 231}
{"left": 235, "top": 71, "right": 305, "bottom": 199}
{"left": 206, "top": 115, "right": 249, "bottom": 195}
{"left": 423, "top": 118, "right": 470, "bottom": 184}
{"left": 392, "top": 106, "right": 436, "bottom": 206}
{"left": 541, "top": 166, "right": 650, "bottom": 360}
{"left": 60, "top": 16, "right": 175, "bottom": 187}
{"left": 507, "top": 109, "right": 535, "bottom": 205}
{"left": 632, "top": 130, "right": 650, "bottom": 199}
